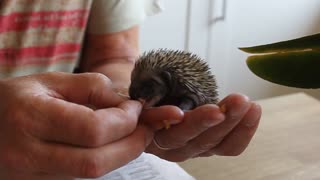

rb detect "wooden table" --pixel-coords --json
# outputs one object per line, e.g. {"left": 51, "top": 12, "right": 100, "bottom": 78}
{"left": 179, "top": 93, "right": 320, "bottom": 180}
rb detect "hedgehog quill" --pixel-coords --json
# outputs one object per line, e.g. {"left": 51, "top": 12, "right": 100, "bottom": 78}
{"left": 129, "top": 49, "right": 219, "bottom": 111}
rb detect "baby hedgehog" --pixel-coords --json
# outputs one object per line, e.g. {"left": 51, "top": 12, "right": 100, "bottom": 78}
{"left": 129, "top": 49, "right": 218, "bottom": 111}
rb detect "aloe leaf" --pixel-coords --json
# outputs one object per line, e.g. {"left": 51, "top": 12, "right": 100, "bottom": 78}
{"left": 246, "top": 50, "right": 320, "bottom": 88}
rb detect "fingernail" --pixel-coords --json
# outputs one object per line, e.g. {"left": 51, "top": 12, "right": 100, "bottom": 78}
{"left": 163, "top": 119, "right": 182, "bottom": 129}
{"left": 205, "top": 113, "right": 225, "bottom": 127}
{"left": 130, "top": 101, "right": 143, "bottom": 115}
{"left": 233, "top": 93, "right": 250, "bottom": 102}
{"left": 163, "top": 120, "right": 171, "bottom": 129}
{"left": 205, "top": 120, "right": 216, "bottom": 127}
{"left": 245, "top": 119, "right": 257, "bottom": 127}
{"left": 117, "top": 92, "right": 130, "bottom": 99}
{"left": 219, "top": 104, "right": 227, "bottom": 113}
{"left": 245, "top": 103, "right": 261, "bottom": 127}
{"left": 169, "top": 119, "right": 182, "bottom": 124}
{"left": 243, "top": 94, "right": 250, "bottom": 102}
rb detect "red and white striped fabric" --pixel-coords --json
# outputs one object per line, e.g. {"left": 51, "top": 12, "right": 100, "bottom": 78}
{"left": 0, "top": 0, "right": 162, "bottom": 78}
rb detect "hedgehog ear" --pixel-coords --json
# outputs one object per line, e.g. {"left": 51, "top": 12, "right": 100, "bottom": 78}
{"left": 161, "top": 71, "right": 172, "bottom": 84}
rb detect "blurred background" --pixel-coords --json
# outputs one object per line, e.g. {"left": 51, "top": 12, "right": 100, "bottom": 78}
{"left": 139, "top": 0, "right": 320, "bottom": 101}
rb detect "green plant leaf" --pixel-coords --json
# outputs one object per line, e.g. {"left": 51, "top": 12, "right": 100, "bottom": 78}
{"left": 246, "top": 50, "right": 320, "bottom": 88}
{"left": 239, "top": 33, "right": 320, "bottom": 54}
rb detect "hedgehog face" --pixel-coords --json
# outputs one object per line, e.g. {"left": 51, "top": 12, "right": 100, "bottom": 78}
{"left": 129, "top": 70, "right": 171, "bottom": 108}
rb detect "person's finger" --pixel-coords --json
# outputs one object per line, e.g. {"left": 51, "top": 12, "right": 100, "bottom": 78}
{"left": 202, "top": 102, "right": 261, "bottom": 156}
{"left": 180, "top": 94, "right": 251, "bottom": 155}
{"left": 151, "top": 94, "right": 252, "bottom": 161}
{"left": 140, "top": 105, "right": 184, "bottom": 130}
{"left": 32, "top": 97, "right": 142, "bottom": 147}
{"left": 39, "top": 72, "right": 125, "bottom": 108}
{"left": 33, "top": 125, "right": 153, "bottom": 178}
{"left": 148, "top": 104, "right": 225, "bottom": 150}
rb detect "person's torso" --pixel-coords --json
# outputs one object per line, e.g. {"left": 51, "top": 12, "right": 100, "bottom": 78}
{"left": 0, "top": 0, "right": 92, "bottom": 78}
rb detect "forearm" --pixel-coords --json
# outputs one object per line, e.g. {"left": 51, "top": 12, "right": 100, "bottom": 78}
{"left": 88, "top": 60, "right": 134, "bottom": 89}
{"left": 79, "top": 26, "right": 139, "bottom": 88}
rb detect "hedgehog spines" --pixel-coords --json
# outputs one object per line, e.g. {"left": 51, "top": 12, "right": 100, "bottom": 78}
{"left": 133, "top": 49, "right": 219, "bottom": 105}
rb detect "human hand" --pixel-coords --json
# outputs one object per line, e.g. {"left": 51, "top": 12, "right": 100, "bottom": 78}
{"left": 145, "top": 94, "right": 262, "bottom": 162}
{"left": 0, "top": 72, "right": 153, "bottom": 179}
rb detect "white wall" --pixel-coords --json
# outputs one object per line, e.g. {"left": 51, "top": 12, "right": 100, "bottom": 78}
{"left": 140, "top": 0, "right": 320, "bottom": 100}
{"left": 140, "top": 0, "right": 188, "bottom": 51}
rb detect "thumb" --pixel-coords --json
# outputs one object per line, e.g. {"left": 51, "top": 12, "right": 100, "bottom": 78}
{"left": 40, "top": 72, "right": 125, "bottom": 108}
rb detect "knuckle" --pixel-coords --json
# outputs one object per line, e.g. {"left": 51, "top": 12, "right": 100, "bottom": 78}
{"left": 197, "top": 143, "right": 215, "bottom": 152}
{"left": 196, "top": 137, "right": 222, "bottom": 151}
{"left": 79, "top": 155, "right": 104, "bottom": 178}
{"left": 219, "top": 148, "right": 243, "bottom": 156}
{"left": 199, "top": 151, "right": 215, "bottom": 157}
{"left": 156, "top": 137, "right": 186, "bottom": 149}
{"left": 167, "top": 154, "right": 189, "bottom": 162}
{"left": 86, "top": 73, "right": 113, "bottom": 104}
{"left": 82, "top": 115, "right": 105, "bottom": 147}
{"left": 114, "top": 108, "right": 137, "bottom": 132}
{"left": 226, "top": 149, "right": 243, "bottom": 156}
{"left": 90, "top": 73, "right": 111, "bottom": 86}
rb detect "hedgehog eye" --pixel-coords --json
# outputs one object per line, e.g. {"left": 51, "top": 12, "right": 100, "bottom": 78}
{"left": 142, "top": 80, "right": 155, "bottom": 89}
{"left": 150, "top": 79, "right": 161, "bottom": 86}
{"left": 139, "top": 80, "right": 156, "bottom": 97}
{"left": 151, "top": 75, "right": 167, "bottom": 86}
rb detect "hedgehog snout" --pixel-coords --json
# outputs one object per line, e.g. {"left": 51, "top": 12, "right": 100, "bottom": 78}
{"left": 128, "top": 85, "right": 139, "bottom": 100}
{"left": 129, "top": 84, "right": 150, "bottom": 100}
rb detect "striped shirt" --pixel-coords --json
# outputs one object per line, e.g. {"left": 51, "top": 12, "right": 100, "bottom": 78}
{"left": 0, "top": 0, "right": 162, "bottom": 78}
